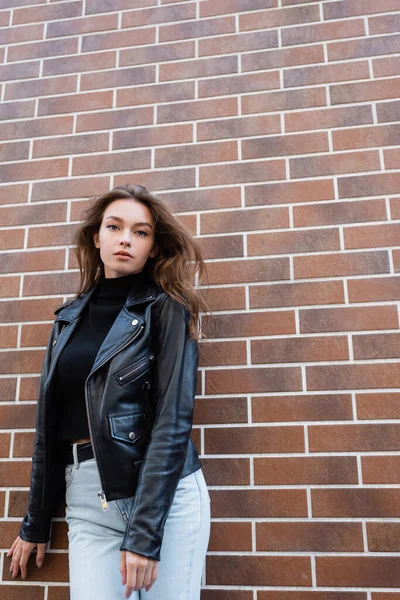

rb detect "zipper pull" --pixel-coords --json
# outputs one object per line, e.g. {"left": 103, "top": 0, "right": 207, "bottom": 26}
{"left": 98, "top": 490, "right": 109, "bottom": 511}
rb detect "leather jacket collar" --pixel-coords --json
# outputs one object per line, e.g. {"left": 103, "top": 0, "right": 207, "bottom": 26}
{"left": 54, "top": 268, "right": 159, "bottom": 321}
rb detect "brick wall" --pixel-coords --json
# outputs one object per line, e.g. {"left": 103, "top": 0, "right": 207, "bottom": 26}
{"left": 1, "top": 0, "right": 400, "bottom": 598}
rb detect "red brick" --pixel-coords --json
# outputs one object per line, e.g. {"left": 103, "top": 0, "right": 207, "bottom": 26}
{"left": 307, "top": 363, "right": 400, "bottom": 391}
{"left": 254, "top": 456, "right": 357, "bottom": 485}
{"left": 0, "top": 586, "right": 44, "bottom": 600}
{"left": 324, "top": 0, "right": 400, "bottom": 19}
{"left": 339, "top": 172, "right": 400, "bottom": 199}
{"left": 285, "top": 61, "right": 370, "bottom": 88}
{"left": 205, "top": 310, "right": 295, "bottom": 338}
{"left": 258, "top": 594, "right": 366, "bottom": 600}
{"left": 207, "top": 555, "right": 311, "bottom": 586}
{"left": 161, "top": 56, "right": 238, "bottom": 84}
{"left": 353, "top": 332, "right": 400, "bottom": 360}
{"left": 294, "top": 251, "right": 390, "bottom": 279}
{"left": 312, "top": 488, "right": 400, "bottom": 517}
{"left": 309, "top": 424, "right": 400, "bottom": 452}
{"left": 200, "top": 207, "right": 289, "bottom": 235}
{"left": 193, "top": 397, "right": 248, "bottom": 424}
{"left": 367, "top": 522, "right": 400, "bottom": 552}
{"left": 246, "top": 179, "right": 335, "bottom": 206}
{"left": 209, "top": 521, "right": 252, "bottom": 552}
{"left": 240, "top": 4, "right": 319, "bottom": 32}
{"left": 200, "top": 158, "right": 285, "bottom": 187}
{"left": 210, "top": 489, "right": 307, "bottom": 518}
{"left": 243, "top": 86, "right": 326, "bottom": 115}
{"left": 200, "top": 257, "right": 290, "bottom": 285}
{"left": 257, "top": 521, "right": 363, "bottom": 552}
{"left": 0, "top": 404, "right": 37, "bottom": 428}
{"left": 243, "top": 131, "right": 328, "bottom": 159}
{"left": 159, "top": 16, "right": 235, "bottom": 43}
{"left": 291, "top": 150, "right": 380, "bottom": 178}
{"left": 47, "top": 587, "right": 70, "bottom": 600}
{"left": 356, "top": 392, "right": 400, "bottom": 420}
{"left": 205, "top": 425, "right": 304, "bottom": 454}
{"left": 286, "top": 105, "right": 372, "bottom": 132}
{"left": 344, "top": 223, "right": 400, "bottom": 249}
{"left": 362, "top": 456, "right": 400, "bottom": 483}
{"left": 252, "top": 393, "right": 353, "bottom": 422}
{"left": 198, "top": 114, "right": 280, "bottom": 142}
{"left": 370, "top": 13, "right": 400, "bottom": 35}
{"left": 198, "top": 340, "right": 246, "bottom": 367}
{"left": 250, "top": 280, "right": 344, "bottom": 309}
{"left": 13, "top": 2, "right": 81, "bottom": 26}
{"left": 13, "top": 431, "right": 35, "bottom": 457}
{"left": 333, "top": 123, "right": 400, "bottom": 151}
{"left": 328, "top": 34, "right": 400, "bottom": 62}
{"left": 251, "top": 336, "right": 349, "bottom": 363}
{"left": 300, "top": 305, "right": 397, "bottom": 333}
{"left": 0, "top": 433, "right": 10, "bottom": 457}
{"left": 206, "top": 366, "right": 302, "bottom": 394}
{"left": 0, "top": 461, "right": 32, "bottom": 486}
{"left": 316, "top": 556, "right": 400, "bottom": 587}
{"left": 201, "top": 457, "right": 250, "bottom": 486}
{"left": 348, "top": 276, "right": 400, "bottom": 302}
{"left": 157, "top": 140, "right": 237, "bottom": 168}
{"left": 200, "top": 0, "right": 276, "bottom": 18}
{"left": 248, "top": 228, "right": 340, "bottom": 256}
{"left": 282, "top": 18, "right": 365, "bottom": 46}
{"left": 294, "top": 199, "right": 387, "bottom": 227}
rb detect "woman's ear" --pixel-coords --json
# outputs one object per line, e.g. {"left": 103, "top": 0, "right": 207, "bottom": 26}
{"left": 149, "top": 243, "right": 159, "bottom": 258}
{"left": 93, "top": 232, "right": 99, "bottom": 249}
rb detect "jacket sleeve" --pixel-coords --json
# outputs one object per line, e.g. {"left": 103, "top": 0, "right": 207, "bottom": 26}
{"left": 18, "top": 323, "right": 57, "bottom": 544}
{"left": 119, "top": 294, "right": 199, "bottom": 560}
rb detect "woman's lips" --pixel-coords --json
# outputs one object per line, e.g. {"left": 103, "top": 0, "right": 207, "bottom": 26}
{"left": 115, "top": 254, "right": 132, "bottom": 259}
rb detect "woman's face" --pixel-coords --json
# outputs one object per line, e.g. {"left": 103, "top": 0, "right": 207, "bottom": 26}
{"left": 93, "top": 199, "right": 158, "bottom": 279}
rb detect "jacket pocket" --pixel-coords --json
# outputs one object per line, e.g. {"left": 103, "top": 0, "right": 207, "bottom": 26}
{"left": 108, "top": 411, "right": 150, "bottom": 445}
{"left": 113, "top": 351, "right": 155, "bottom": 387}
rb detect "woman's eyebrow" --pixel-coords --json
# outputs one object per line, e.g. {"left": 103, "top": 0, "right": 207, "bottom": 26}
{"left": 105, "top": 215, "right": 152, "bottom": 227}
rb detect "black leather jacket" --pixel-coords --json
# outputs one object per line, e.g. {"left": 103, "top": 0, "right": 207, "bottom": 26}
{"left": 18, "top": 271, "right": 202, "bottom": 561}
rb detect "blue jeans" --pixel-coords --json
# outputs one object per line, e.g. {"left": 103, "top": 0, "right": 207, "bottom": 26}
{"left": 64, "top": 453, "right": 211, "bottom": 600}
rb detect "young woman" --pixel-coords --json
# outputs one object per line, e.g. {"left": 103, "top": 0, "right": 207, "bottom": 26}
{"left": 7, "top": 183, "right": 213, "bottom": 600}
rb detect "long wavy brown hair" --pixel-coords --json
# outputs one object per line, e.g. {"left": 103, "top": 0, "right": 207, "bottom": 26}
{"left": 70, "top": 183, "right": 215, "bottom": 341}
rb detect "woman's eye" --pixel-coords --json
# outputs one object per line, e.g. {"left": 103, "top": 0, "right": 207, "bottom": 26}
{"left": 106, "top": 225, "right": 147, "bottom": 236}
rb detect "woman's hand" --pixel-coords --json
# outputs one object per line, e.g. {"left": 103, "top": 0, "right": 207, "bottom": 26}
{"left": 120, "top": 550, "right": 159, "bottom": 597}
{"left": 7, "top": 536, "right": 46, "bottom": 579}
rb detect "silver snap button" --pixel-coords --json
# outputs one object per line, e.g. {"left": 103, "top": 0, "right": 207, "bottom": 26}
{"left": 128, "top": 432, "right": 135, "bottom": 440}
{"left": 131, "top": 319, "right": 138, "bottom": 326}
{"left": 52, "top": 339, "right": 57, "bottom": 346}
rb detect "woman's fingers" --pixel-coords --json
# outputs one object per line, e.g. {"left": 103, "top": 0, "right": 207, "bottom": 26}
{"left": 121, "top": 552, "right": 159, "bottom": 597}
{"left": 133, "top": 563, "right": 146, "bottom": 591}
{"left": 19, "top": 546, "right": 31, "bottom": 580}
{"left": 11, "top": 544, "right": 22, "bottom": 577}
{"left": 124, "top": 563, "right": 137, "bottom": 599}
{"left": 8, "top": 537, "right": 40, "bottom": 579}
{"left": 120, "top": 551, "right": 127, "bottom": 586}
{"left": 145, "top": 562, "right": 159, "bottom": 592}
{"left": 36, "top": 543, "right": 46, "bottom": 568}
{"left": 6, "top": 537, "right": 18, "bottom": 557}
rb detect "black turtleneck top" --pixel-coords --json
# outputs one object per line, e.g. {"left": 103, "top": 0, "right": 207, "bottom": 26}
{"left": 54, "top": 270, "right": 145, "bottom": 441}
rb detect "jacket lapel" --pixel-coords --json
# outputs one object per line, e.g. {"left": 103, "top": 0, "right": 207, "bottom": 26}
{"left": 50, "top": 271, "right": 159, "bottom": 379}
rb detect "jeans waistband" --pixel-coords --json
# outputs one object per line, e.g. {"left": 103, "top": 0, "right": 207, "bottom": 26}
{"left": 65, "top": 442, "right": 94, "bottom": 467}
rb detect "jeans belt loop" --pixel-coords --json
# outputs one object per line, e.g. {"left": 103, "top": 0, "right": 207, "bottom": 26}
{"left": 72, "top": 442, "right": 79, "bottom": 469}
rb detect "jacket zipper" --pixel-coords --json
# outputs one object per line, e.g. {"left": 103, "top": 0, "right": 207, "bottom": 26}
{"left": 143, "top": 379, "right": 152, "bottom": 421}
{"left": 117, "top": 352, "right": 154, "bottom": 384}
{"left": 84, "top": 324, "right": 145, "bottom": 511}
